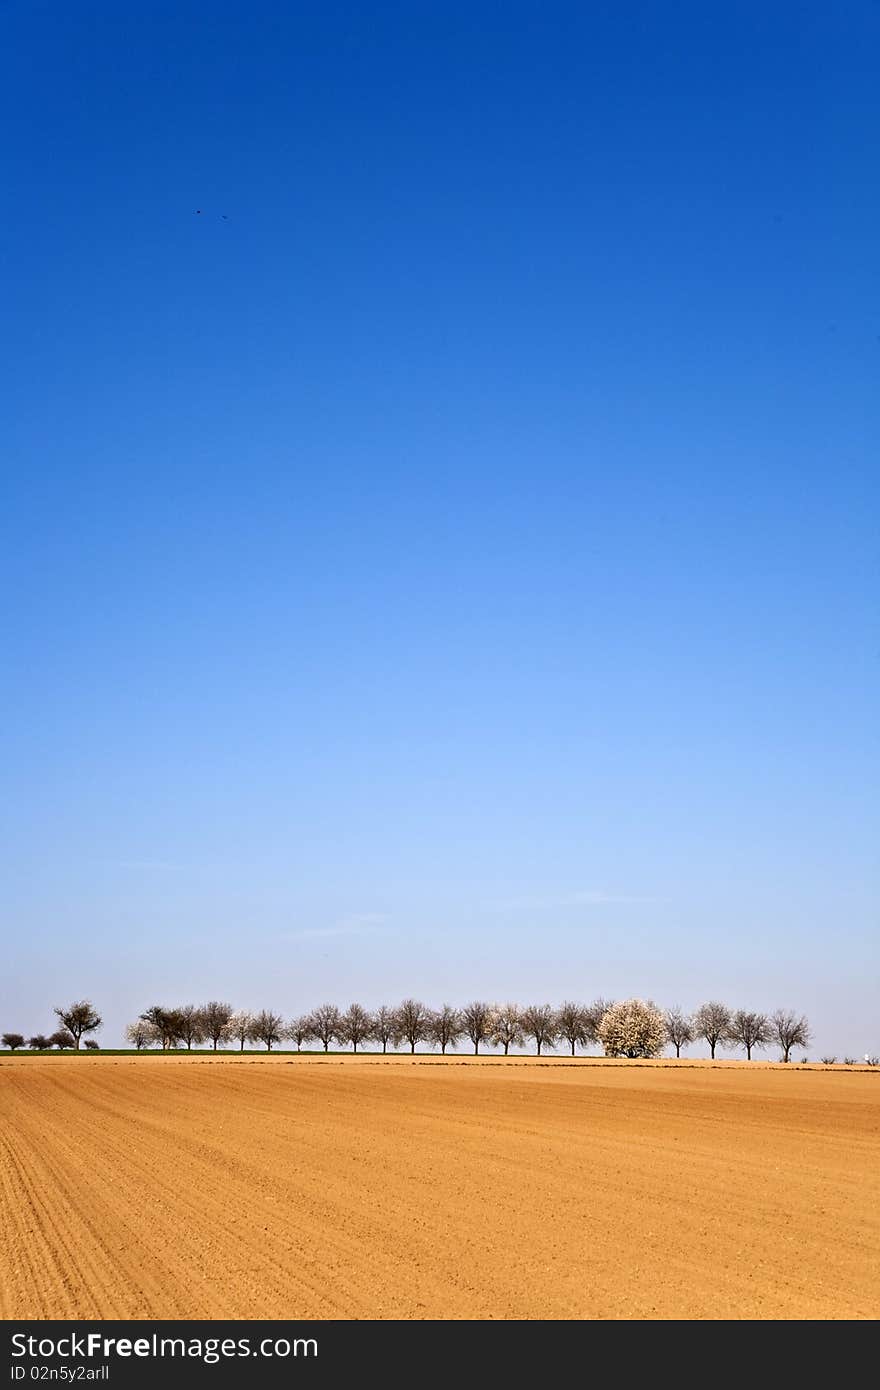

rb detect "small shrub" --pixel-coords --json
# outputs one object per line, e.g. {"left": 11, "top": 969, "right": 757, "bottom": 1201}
{"left": 843, "top": 1057, "right": 856, "bottom": 1066}
{"left": 820, "top": 1056, "right": 837, "bottom": 1065}
{"left": 866, "top": 1055, "right": 879, "bottom": 1067}
{"left": 83, "top": 1039, "right": 100, "bottom": 1051}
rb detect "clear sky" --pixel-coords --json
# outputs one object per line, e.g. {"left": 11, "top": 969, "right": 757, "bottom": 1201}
{"left": 2, "top": 2, "right": 877, "bottom": 1057}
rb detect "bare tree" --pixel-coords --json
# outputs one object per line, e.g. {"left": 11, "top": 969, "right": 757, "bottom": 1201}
{"left": 521, "top": 1004, "right": 558, "bottom": 1056}
{"left": 2, "top": 1032, "right": 25, "bottom": 1051}
{"left": 200, "top": 1001, "right": 234, "bottom": 1051}
{"left": 693, "top": 1001, "right": 731, "bottom": 1060}
{"left": 176, "top": 1004, "right": 205, "bottom": 1051}
{"left": 771, "top": 1009, "right": 811, "bottom": 1063}
{"left": 49, "top": 1030, "right": 75, "bottom": 1050}
{"left": 28, "top": 1034, "right": 51, "bottom": 1051}
{"left": 338, "top": 1003, "right": 372, "bottom": 1052}
{"left": 584, "top": 998, "right": 614, "bottom": 1043}
{"left": 490, "top": 1003, "right": 523, "bottom": 1055}
{"left": 139, "top": 1006, "right": 164, "bottom": 1045}
{"left": 287, "top": 1016, "right": 314, "bottom": 1051}
{"left": 227, "top": 1010, "right": 254, "bottom": 1052}
{"left": 460, "top": 1001, "right": 493, "bottom": 1055}
{"left": 140, "top": 1006, "right": 181, "bottom": 1051}
{"left": 53, "top": 1001, "right": 102, "bottom": 1051}
{"left": 728, "top": 1009, "right": 771, "bottom": 1060}
{"left": 310, "top": 1003, "right": 342, "bottom": 1053}
{"left": 665, "top": 1007, "right": 694, "bottom": 1058}
{"left": 252, "top": 1009, "right": 284, "bottom": 1051}
{"left": 125, "top": 1021, "right": 153, "bottom": 1050}
{"left": 557, "top": 1001, "right": 589, "bottom": 1056}
{"left": 369, "top": 1005, "right": 398, "bottom": 1054}
{"left": 165, "top": 1009, "right": 187, "bottom": 1048}
{"left": 428, "top": 1005, "right": 462, "bottom": 1054}
{"left": 395, "top": 999, "right": 430, "bottom": 1053}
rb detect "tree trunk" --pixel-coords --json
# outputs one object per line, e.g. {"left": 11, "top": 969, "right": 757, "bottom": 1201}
{"left": 382, "top": 1040, "right": 387, "bottom": 1053}
{"left": 504, "top": 1042, "right": 509, "bottom": 1055}
{"left": 474, "top": 1041, "right": 478, "bottom": 1054}
{"left": 410, "top": 1041, "right": 415, "bottom": 1053}
{"left": 536, "top": 1041, "right": 542, "bottom": 1055}
{"left": 746, "top": 1044, "right": 752, "bottom": 1060}
{"left": 675, "top": 1043, "right": 681, "bottom": 1057}
{"left": 710, "top": 1041, "right": 716, "bottom": 1059}
{"left": 442, "top": 1043, "right": 446, "bottom": 1054}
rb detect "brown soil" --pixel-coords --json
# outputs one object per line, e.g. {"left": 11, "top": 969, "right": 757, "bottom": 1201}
{"left": 1, "top": 1055, "right": 877, "bottom": 1319}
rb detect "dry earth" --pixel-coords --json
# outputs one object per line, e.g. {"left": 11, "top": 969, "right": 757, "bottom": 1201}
{"left": 1, "top": 1055, "right": 877, "bottom": 1320}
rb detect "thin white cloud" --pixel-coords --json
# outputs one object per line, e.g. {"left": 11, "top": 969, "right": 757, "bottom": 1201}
{"left": 292, "top": 913, "right": 389, "bottom": 940}
{"left": 111, "top": 859, "right": 186, "bottom": 871}
{"left": 559, "top": 890, "right": 656, "bottom": 906}
{"left": 488, "top": 889, "right": 657, "bottom": 911}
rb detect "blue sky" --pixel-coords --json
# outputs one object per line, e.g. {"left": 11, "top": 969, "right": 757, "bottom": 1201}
{"left": 2, "top": 2, "right": 877, "bottom": 1056}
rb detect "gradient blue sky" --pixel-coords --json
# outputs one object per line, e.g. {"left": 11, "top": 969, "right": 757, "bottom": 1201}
{"left": 2, "top": 2, "right": 877, "bottom": 1056}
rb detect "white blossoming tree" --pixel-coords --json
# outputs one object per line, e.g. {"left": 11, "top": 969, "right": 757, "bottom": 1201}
{"left": 597, "top": 998, "right": 666, "bottom": 1059}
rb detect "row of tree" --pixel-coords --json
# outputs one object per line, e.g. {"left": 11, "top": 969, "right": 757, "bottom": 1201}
{"left": 2, "top": 998, "right": 813, "bottom": 1061}
{"left": 1, "top": 1002, "right": 103, "bottom": 1054}
{"left": 1, "top": 1031, "right": 100, "bottom": 1052}
{"left": 100, "top": 998, "right": 813, "bottom": 1061}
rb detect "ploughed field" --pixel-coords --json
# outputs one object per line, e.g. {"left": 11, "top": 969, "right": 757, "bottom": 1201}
{"left": 1, "top": 1056, "right": 878, "bottom": 1320}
